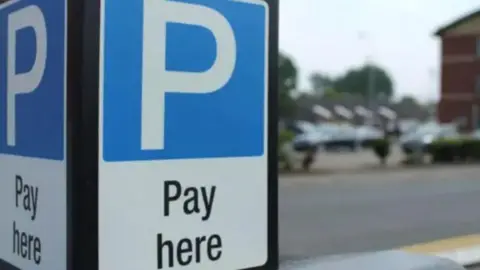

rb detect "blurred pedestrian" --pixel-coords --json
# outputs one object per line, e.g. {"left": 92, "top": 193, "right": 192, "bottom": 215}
{"left": 302, "top": 146, "right": 317, "bottom": 171}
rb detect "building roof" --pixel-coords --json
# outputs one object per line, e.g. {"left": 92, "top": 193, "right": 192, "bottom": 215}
{"left": 434, "top": 8, "right": 480, "bottom": 36}
{"left": 294, "top": 95, "right": 430, "bottom": 123}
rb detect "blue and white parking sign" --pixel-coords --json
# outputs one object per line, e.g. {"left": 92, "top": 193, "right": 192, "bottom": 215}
{"left": 0, "top": 0, "right": 66, "bottom": 160}
{"left": 102, "top": 0, "right": 268, "bottom": 161}
{"left": 0, "top": 1, "right": 66, "bottom": 270}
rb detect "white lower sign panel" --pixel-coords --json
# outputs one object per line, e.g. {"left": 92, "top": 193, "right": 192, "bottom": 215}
{"left": 99, "top": 159, "right": 268, "bottom": 269}
{"left": 0, "top": 157, "right": 66, "bottom": 270}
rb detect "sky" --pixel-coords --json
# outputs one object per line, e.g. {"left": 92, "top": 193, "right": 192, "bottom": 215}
{"left": 279, "top": 0, "right": 480, "bottom": 102}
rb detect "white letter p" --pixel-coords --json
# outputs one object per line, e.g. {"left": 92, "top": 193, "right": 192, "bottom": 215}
{"left": 141, "top": 1, "right": 236, "bottom": 150}
{"left": 7, "top": 5, "right": 47, "bottom": 147}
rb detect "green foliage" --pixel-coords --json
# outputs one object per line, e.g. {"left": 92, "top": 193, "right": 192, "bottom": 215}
{"left": 428, "top": 138, "right": 480, "bottom": 163}
{"left": 428, "top": 139, "right": 461, "bottom": 163}
{"left": 322, "top": 87, "right": 342, "bottom": 98}
{"left": 279, "top": 90, "right": 297, "bottom": 120}
{"left": 313, "top": 64, "right": 394, "bottom": 99}
{"left": 278, "top": 130, "right": 295, "bottom": 170}
{"left": 370, "top": 138, "right": 391, "bottom": 164}
{"left": 278, "top": 130, "right": 295, "bottom": 147}
{"left": 397, "top": 95, "right": 419, "bottom": 107}
{"left": 309, "top": 73, "right": 334, "bottom": 96}
{"left": 278, "top": 53, "right": 298, "bottom": 119}
{"left": 461, "top": 138, "right": 480, "bottom": 160}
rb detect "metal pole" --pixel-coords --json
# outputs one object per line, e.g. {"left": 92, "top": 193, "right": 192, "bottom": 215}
{"left": 360, "top": 32, "right": 376, "bottom": 123}
{"left": 367, "top": 58, "right": 375, "bottom": 110}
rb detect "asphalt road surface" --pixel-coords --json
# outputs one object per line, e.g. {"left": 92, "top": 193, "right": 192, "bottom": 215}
{"left": 279, "top": 166, "right": 480, "bottom": 262}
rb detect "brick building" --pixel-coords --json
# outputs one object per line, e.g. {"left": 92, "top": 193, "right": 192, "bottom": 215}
{"left": 435, "top": 9, "right": 480, "bottom": 131}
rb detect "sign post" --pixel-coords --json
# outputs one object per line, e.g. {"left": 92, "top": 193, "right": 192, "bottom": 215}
{"left": 0, "top": 0, "right": 278, "bottom": 269}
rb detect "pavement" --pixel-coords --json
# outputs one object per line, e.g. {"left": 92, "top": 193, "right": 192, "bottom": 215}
{"left": 280, "top": 250, "right": 467, "bottom": 270}
{"left": 311, "top": 146, "right": 404, "bottom": 171}
{"left": 283, "top": 144, "right": 405, "bottom": 173}
{"left": 279, "top": 166, "right": 480, "bottom": 264}
{"left": 402, "top": 234, "right": 480, "bottom": 266}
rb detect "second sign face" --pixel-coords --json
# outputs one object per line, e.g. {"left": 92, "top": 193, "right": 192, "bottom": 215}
{"left": 99, "top": 0, "right": 270, "bottom": 269}
{"left": 0, "top": 0, "right": 67, "bottom": 269}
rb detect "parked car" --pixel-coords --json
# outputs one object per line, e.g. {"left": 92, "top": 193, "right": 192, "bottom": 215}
{"left": 320, "top": 124, "right": 383, "bottom": 151}
{"left": 398, "top": 119, "right": 421, "bottom": 136}
{"left": 292, "top": 130, "right": 330, "bottom": 152}
{"left": 400, "top": 123, "right": 459, "bottom": 154}
{"left": 321, "top": 125, "right": 358, "bottom": 151}
{"left": 292, "top": 123, "right": 385, "bottom": 153}
{"left": 292, "top": 123, "right": 344, "bottom": 152}
{"left": 284, "top": 120, "right": 316, "bottom": 135}
{"left": 356, "top": 125, "right": 384, "bottom": 146}
{"left": 471, "top": 129, "right": 480, "bottom": 139}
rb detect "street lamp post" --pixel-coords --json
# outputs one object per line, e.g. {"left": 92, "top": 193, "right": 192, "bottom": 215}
{"left": 359, "top": 32, "right": 376, "bottom": 123}
{"left": 367, "top": 57, "right": 375, "bottom": 109}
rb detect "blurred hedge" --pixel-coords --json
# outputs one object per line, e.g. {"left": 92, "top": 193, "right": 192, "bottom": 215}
{"left": 278, "top": 130, "right": 295, "bottom": 148}
{"left": 278, "top": 130, "right": 295, "bottom": 170}
{"left": 369, "top": 138, "right": 391, "bottom": 165}
{"left": 428, "top": 137, "right": 480, "bottom": 163}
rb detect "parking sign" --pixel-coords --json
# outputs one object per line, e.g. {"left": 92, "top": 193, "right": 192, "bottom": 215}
{"left": 98, "top": 0, "right": 276, "bottom": 269}
{"left": 0, "top": 0, "right": 67, "bottom": 269}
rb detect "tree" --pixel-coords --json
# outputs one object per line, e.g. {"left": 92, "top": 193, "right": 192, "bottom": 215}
{"left": 397, "top": 95, "right": 419, "bottom": 107}
{"left": 424, "top": 100, "right": 437, "bottom": 117}
{"left": 309, "top": 72, "right": 334, "bottom": 97}
{"left": 278, "top": 52, "right": 298, "bottom": 119}
{"left": 322, "top": 87, "right": 342, "bottom": 98}
{"left": 333, "top": 64, "right": 394, "bottom": 100}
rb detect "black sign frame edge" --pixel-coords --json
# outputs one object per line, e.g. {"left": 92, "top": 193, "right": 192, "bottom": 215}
{"left": 267, "top": 0, "right": 279, "bottom": 268}
{"left": 67, "top": 0, "right": 279, "bottom": 269}
{"left": 67, "top": 0, "right": 100, "bottom": 268}
{"left": 0, "top": 258, "right": 21, "bottom": 270}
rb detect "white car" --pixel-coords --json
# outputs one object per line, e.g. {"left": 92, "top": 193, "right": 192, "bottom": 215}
{"left": 400, "top": 123, "right": 459, "bottom": 154}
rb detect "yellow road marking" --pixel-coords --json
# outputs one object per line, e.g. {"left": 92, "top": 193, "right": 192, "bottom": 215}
{"left": 401, "top": 234, "right": 480, "bottom": 254}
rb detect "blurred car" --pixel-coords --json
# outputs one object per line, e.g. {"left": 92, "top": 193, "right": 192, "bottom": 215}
{"left": 400, "top": 123, "right": 459, "bottom": 154}
{"left": 321, "top": 124, "right": 383, "bottom": 151}
{"left": 292, "top": 130, "right": 330, "bottom": 152}
{"left": 471, "top": 129, "right": 480, "bottom": 139}
{"left": 356, "top": 125, "right": 384, "bottom": 146}
{"left": 292, "top": 123, "right": 385, "bottom": 152}
{"left": 284, "top": 120, "right": 316, "bottom": 135}
{"left": 398, "top": 119, "right": 421, "bottom": 136}
{"left": 292, "top": 122, "right": 343, "bottom": 152}
{"left": 321, "top": 125, "right": 358, "bottom": 151}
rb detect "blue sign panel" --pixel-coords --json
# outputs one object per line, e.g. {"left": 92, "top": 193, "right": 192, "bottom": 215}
{"left": 0, "top": 0, "right": 65, "bottom": 160}
{"left": 103, "top": 0, "right": 268, "bottom": 161}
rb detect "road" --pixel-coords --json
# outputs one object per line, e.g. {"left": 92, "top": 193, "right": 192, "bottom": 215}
{"left": 279, "top": 166, "right": 480, "bottom": 262}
